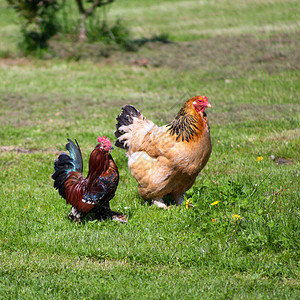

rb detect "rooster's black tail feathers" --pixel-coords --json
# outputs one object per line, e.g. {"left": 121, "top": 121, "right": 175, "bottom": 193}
{"left": 65, "top": 139, "right": 83, "bottom": 172}
{"left": 114, "top": 105, "right": 141, "bottom": 149}
{"left": 52, "top": 139, "right": 83, "bottom": 198}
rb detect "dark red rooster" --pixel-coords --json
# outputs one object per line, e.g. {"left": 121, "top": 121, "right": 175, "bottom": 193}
{"left": 52, "top": 136, "right": 125, "bottom": 222}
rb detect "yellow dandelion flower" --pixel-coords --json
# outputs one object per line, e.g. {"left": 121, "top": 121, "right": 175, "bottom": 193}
{"left": 186, "top": 200, "right": 193, "bottom": 210}
{"left": 256, "top": 156, "right": 263, "bottom": 162}
{"left": 232, "top": 214, "right": 242, "bottom": 221}
{"left": 211, "top": 200, "right": 220, "bottom": 206}
{"left": 212, "top": 219, "right": 217, "bottom": 222}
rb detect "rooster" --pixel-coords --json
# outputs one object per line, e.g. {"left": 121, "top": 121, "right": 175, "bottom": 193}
{"left": 52, "top": 136, "right": 125, "bottom": 222}
{"left": 114, "top": 96, "right": 212, "bottom": 208}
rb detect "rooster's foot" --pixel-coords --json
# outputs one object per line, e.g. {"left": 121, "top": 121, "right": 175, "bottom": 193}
{"left": 68, "top": 207, "right": 84, "bottom": 222}
{"left": 112, "top": 214, "right": 127, "bottom": 223}
{"left": 95, "top": 207, "right": 127, "bottom": 223}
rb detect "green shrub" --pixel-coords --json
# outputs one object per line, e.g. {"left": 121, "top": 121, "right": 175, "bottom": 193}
{"left": 7, "top": 0, "right": 59, "bottom": 52}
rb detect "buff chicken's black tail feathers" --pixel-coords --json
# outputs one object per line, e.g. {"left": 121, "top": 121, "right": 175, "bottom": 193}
{"left": 114, "top": 105, "right": 142, "bottom": 149}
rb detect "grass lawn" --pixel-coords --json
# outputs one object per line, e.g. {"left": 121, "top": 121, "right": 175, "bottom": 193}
{"left": 0, "top": 0, "right": 299, "bottom": 298}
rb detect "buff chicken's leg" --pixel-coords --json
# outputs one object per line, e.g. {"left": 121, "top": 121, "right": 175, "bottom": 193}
{"left": 174, "top": 194, "right": 185, "bottom": 206}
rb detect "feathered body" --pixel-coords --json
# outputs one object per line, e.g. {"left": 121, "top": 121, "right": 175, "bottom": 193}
{"left": 114, "top": 96, "right": 212, "bottom": 207}
{"left": 52, "top": 137, "right": 119, "bottom": 221}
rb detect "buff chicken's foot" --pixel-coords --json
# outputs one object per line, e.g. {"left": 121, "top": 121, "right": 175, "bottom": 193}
{"left": 152, "top": 198, "right": 168, "bottom": 209}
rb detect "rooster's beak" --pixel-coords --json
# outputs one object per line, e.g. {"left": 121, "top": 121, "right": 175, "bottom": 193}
{"left": 206, "top": 103, "right": 212, "bottom": 108}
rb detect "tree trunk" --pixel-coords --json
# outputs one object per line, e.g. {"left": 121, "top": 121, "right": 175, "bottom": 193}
{"left": 79, "top": 14, "right": 87, "bottom": 41}
{"left": 74, "top": 0, "right": 114, "bottom": 41}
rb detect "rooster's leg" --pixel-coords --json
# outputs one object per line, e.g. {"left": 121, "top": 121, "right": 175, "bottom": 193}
{"left": 68, "top": 207, "right": 85, "bottom": 222}
{"left": 152, "top": 198, "right": 167, "bottom": 209}
{"left": 94, "top": 204, "right": 111, "bottom": 221}
{"left": 174, "top": 194, "right": 185, "bottom": 206}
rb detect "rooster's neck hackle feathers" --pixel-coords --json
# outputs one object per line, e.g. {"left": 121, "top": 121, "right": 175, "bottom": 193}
{"left": 87, "top": 145, "right": 110, "bottom": 178}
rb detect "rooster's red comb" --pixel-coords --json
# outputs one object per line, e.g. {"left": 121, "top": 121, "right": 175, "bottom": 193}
{"left": 97, "top": 135, "right": 112, "bottom": 151}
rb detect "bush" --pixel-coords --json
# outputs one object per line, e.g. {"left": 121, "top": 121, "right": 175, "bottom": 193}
{"left": 58, "top": 1, "right": 132, "bottom": 47}
{"left": 7, "top": 0, "right": 133, "bottom": 54}
{"left": 7, "top": 0, "right": 59, "bottom": 52}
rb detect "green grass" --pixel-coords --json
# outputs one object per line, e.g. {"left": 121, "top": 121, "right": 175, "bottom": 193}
{"left": 110, "top": 0, "right": 300, "bottom": 40}
{"left": 0, "top": 0, "right": 300, "bottom": 298}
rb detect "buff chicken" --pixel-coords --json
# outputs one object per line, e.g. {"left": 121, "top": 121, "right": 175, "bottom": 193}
{"left": 114, "top": 96, "right": 212, "bottom": 208}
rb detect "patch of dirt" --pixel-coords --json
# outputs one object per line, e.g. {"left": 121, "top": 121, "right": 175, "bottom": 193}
{"left": 2, "top": 32, "right": 299, "bottom": 78}
{"left": 138, "top": 32, "right": 300, "bottom": 76}
{"left": 49, "top": 31, "right": 300, "bottom": 78}
{"left": 0, "top": 146, "right": 40, "bottom": 153}
{"left": 274, "top": 157, "right": 293, "bottom": 165}
{"left": 0, "top": 58, "right": 32, "bottom": 68}
{"left": 0, "top": 146, "right": 58, "bottom": 154}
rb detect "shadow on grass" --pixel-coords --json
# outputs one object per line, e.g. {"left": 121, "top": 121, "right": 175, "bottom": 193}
{"left": 45, "top": 33, "right": 172, "bottom": 60}
{"left": 129, "top": 33, "right": 172, "bottom": 49}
